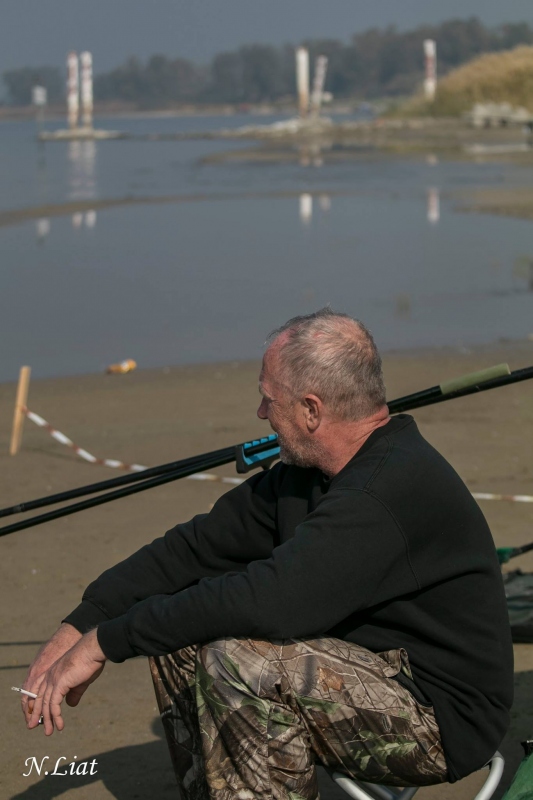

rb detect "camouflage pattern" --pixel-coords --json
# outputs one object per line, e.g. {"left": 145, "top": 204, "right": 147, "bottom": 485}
{"left": 149, "top": 636, "right": 448, "bottom": 799}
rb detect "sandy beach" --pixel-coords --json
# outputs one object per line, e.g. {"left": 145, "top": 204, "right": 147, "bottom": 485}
{"left": 1, "top": 340, "right": 533, "bottom": 800}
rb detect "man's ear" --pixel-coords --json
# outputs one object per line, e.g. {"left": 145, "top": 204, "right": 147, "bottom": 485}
{"left": 303, "top": 394, "right": 322, "bottom": 431}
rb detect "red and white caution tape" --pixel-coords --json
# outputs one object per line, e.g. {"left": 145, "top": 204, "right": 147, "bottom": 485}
{"left": 22, "top": 408, "right": 532, "bottom": 498}
{"left": 472, "top": 492, "right": 533, "bottom": 504}
{"left": 23, "top": 407, "right": 244, "bottom": 486}
{"left": 24, "top": 408, "right": 148, "bottom": 471}
{"left": 187, "top": 473, "right": 243, "bottom": 486}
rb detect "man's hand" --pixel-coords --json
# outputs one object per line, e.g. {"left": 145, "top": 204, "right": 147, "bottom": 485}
{"left": 26, "top": 629, "right": 106, "bottom": 736}
{"left": 22, "top": 623, "right": 83, "bottom": 724}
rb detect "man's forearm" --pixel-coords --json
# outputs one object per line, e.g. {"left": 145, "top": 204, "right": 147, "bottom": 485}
{"left": 64, "top": 485, "right": 278, "bottom": 631}
{"left": 62, "top": 521, "right": 207, "bottom": 631}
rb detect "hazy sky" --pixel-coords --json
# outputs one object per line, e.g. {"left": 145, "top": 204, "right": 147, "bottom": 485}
{"left": 2, "top": 0, "right": 533, "bottom": 74}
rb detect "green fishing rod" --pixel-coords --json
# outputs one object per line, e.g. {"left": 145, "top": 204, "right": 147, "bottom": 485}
{"left": 1, "top": 361, "right": 530, "bottom": 538}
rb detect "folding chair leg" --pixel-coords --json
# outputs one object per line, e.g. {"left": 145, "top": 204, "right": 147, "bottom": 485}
{"left": 329, "top": 751, "right": 504, "bottom": 800}
{"left": 331, "top": 771, "right": 419, "bottom": 800}
{"left": 473, "top": 751, "right": 505, "bottom": 800}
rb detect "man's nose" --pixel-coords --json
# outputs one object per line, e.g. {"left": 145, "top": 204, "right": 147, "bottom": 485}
{"left": 257, "top": 398, "right": 268, "bottom": 420}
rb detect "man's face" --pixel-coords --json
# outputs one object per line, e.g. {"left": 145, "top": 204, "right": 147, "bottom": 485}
{"left": 257, "top": 345, "right": 319, "bottom": 468}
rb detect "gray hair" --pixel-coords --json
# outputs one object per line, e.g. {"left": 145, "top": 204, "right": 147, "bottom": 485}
{"left": 266, "top": 308, "right": 386, "bottom": 421}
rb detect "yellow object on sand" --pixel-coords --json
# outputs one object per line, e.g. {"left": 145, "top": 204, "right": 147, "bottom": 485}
{"left": 106, "top": 359, "right": 137, "bottom": 375}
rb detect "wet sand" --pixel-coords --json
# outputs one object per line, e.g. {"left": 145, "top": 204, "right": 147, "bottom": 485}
{"left": 0, "top": 190, "right": 356, "bottom": 230}
{"left": 3, "top": 183, "right": 533, "bottom": 239}
{"left": 457, "top": 187, "right": 533, "bottom": 222}
{"left": 1, "top": 341, "right": 533, "bottom": 799}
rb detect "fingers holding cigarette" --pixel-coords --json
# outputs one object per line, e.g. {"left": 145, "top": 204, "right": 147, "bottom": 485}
{"left": 11, "top": 687, "right": 44, "bottom": 724}
{"left": 12, "top": 686, "right": 38, "bottom": 698}
{"left": 15, "top": 630, "right": 106, "bottom": 735}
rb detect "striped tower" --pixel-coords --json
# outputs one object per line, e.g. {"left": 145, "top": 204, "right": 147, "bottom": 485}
{"left": 310, "top": 55, "right": 328, "bottom": 117}
{"left": 80, "top": 51, "right": 93, "bottom": 128}
{"left": 66, "top": 51, "right": 79, "bottom": 128}
{"left": 295, "top": 47, "right": 310, "bottom": 118}
{"left": 423, "top": 40, "right": 437, "bottom": 101}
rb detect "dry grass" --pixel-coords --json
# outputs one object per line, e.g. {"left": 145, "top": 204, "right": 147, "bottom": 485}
{"left": 396, "top": 45, "right": 533, "bottom": 117}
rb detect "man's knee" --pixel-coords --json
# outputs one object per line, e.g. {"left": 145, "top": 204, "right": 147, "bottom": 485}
{"left": 197, "top": 638, "right": 247, "bottom": 681}
{"left": 197, "top": 638, "right": 280, "bottom": 698}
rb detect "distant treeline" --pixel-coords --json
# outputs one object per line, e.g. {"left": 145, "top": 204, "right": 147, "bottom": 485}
{"left": 4, "top": 18, "right": 533, "bottom": 107}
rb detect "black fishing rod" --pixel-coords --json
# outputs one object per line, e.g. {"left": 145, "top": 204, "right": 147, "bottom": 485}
{"left": 0, "top": 450, "right": 235, "bottom": 538}
{"left": 0, "top": 445, "right": 234, "bottom": 519}
{"left": 0, "top": 434, "right": 280, "bottom": 521}
{"left": 0, "top": 434, "right": 281, "bottom": 537}
{"left": 1, "top": 362, "right": 531, "bottom": 538}
{"left": 390, "top": 363, "right": 533, "bottom": 413}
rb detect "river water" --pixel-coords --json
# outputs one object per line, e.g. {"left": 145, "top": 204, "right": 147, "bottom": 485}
{"left": 1, "top": 114, "right": 532, "bottom": 382}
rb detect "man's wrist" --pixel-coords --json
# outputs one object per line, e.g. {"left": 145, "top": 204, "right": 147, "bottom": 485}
{"left": 59, "top": 622, "right": 83, "bottom": 637}
{"left": 84, "top": 628, "right": 107, "bottom": 662}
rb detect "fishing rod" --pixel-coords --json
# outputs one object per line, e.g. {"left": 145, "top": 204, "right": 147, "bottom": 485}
{"left": 0, "top": 434, "right": 280, "bottom": 521}
{"left": 0, "top": 450, "right": 239, "bottom": 538}
{"left": 0, "top": 435, "right": 280, "bottom": 538}
{"left": 1, "top": 362, "right": 531, "bottom": 538}
{"left": 0, "top": 444, "right": 236, "bottom": 519}
{"left": 498, "top": 541, "right": 533, "bottom": 565}
{"left": 390, "top": 363, "right": 533, "bottom": 414}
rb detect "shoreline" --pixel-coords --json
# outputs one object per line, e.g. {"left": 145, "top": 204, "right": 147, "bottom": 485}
{"left": 2, "top": 336, "right": 532, "bottom": 388}
{"left": 3, "top": 182, "right": 533, "bottom": 233}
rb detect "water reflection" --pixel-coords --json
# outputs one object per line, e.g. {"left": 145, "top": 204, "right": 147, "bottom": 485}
{"left": 35, "top": 218, "right": 50, "bottom": 244}
{"left": 70, "top": 210, "right": 97, "bottom": 230}
{"left": 85, "top": 210, "right": 97, "bottom": 228}
{"left": 298, "top": 193, "right": 331, "bottom": 225}
{"left": 67, "top": 140, "right": 97, "bottom": 201}
{"left": 297, "top": 141, "right": 332, "bottom": 168}
{"left": 5, "top": 186, "right": 533, "bottom": 382}
{"left": 299, "top": 193, "right": 313, "bottom": 225}
{"left": 427, "top": 187, "right": 440, "bottom": 224}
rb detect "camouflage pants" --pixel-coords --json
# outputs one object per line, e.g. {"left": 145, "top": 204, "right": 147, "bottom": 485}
{"left": 149, "top": 636, "right": 448, "bottom": 800}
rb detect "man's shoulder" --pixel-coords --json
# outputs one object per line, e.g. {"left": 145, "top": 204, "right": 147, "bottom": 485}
{"left": 332, "top": 414, "right": 464, "bottom": 499}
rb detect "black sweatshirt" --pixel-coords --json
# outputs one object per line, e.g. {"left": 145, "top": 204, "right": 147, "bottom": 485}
{"left": 64, "top": 415, "right": 513, "bottom": 782}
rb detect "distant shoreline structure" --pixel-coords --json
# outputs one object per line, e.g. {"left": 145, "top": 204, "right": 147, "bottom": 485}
{"left": 0, "top": 100, "right": 363, "bottom": 124}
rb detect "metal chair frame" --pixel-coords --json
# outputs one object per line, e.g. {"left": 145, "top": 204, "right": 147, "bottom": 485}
{"left": 329, "top": 751, "right": 505, "bottom": 800}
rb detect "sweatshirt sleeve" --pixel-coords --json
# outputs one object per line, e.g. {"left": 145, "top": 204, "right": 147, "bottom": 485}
{"left": 96, "top": 487, "right": 420, "bottom": 662}
{"left": 63, "top": 463, "right": 283, "bottom": 635}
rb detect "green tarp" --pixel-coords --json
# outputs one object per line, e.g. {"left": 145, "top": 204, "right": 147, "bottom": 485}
{"left": 503, "top": 571, "right": 533, "bottom": 644}
{"left": 501, "top": 743, "right": 533, "bottom": 800}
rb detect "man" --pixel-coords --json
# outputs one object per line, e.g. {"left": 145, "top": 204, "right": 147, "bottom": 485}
{"left": 23, "top": 309, "right": 513, "bottom": 798}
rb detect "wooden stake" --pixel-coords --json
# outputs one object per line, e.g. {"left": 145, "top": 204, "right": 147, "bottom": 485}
{"left": 9, "top": 366, "right": 31, "bottom": 456}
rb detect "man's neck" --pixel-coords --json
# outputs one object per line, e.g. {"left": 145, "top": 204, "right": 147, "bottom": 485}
{"left": 317, "top": 406, "right": 391, "bottom": 478}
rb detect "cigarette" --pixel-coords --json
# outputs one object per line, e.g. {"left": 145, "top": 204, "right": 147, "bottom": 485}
{"left": 11, "top": 686, "right": 38, "bottom": 699}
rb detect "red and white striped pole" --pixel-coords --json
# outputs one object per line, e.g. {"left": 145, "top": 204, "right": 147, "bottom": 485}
{"left": 80, "top": 51, "right": 93, "bottom": 128}
{"left": 310, "top": 55, "right": 328, "bottom": 117}
{"left": 67, "top": 51, "right": 79, "bottom": 129}
{"left": 423, "top": 39, "right": 437, "bottom": 101}
{"left": 296, "top": 47, "right": 310, "bottom": 118}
